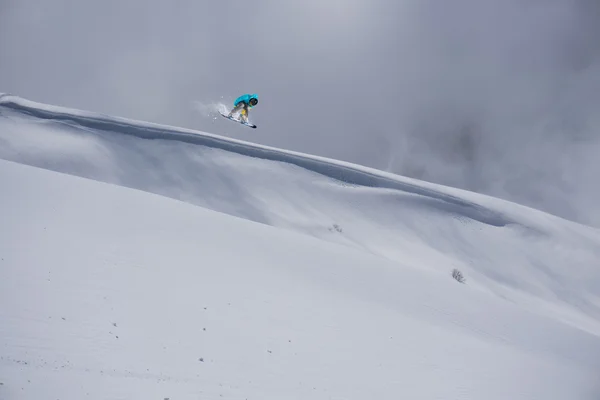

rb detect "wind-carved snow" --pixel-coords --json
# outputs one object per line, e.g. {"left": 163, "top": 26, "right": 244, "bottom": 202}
{"left": 1, "top": 95, "right": 600, "bottom": 399}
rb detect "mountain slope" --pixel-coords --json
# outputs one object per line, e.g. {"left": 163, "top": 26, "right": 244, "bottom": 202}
{"left": 1, "top": 94, "right": 599, "bottom": 334}
{"left": 2, "top": 159, "right": 600, "bottom": 400}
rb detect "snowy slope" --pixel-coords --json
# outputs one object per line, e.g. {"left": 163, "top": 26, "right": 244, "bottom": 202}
{"left": 1, "top": 94, "right": 600, "bottom": 399}
{"left": 1, "top": 94, "right": 599, "bottom": 332}
{"left": 2, "top": 159, "right": 599, "bottom": 400}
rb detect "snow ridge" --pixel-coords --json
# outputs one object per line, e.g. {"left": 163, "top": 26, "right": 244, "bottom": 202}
{"left": 0, "top": 94, "right": 510, "bottom": 227}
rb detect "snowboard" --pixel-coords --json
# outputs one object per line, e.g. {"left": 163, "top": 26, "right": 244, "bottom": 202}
{"left": 219, "top": 111, "right": 256, "bottom": 129}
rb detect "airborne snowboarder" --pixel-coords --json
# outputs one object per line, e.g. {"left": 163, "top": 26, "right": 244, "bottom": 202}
{"left": 220, "top": 93, "right": 259, "bottom": 128}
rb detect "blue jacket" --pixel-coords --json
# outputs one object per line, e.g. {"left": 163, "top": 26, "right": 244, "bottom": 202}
{"left": 234, "top": 93, "right": 258, "bottom": 107}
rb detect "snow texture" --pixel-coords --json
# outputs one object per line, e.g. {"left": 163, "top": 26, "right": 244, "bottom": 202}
{"left": 1, "top": 94, "right": 600, "bottom": 399}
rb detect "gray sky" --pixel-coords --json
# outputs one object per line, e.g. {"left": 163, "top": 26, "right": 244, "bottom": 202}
{"left": 1, "top": 0, "right": 599, "bottom": 226}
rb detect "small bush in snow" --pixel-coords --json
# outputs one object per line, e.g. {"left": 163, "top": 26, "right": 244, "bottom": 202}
{"left": 452, "top": 269, "right": 466, "bottom": 283}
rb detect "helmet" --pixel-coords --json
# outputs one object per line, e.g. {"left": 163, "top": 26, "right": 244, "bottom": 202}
{"left": 249, "top": 96, "right": 258, "bottom": 106}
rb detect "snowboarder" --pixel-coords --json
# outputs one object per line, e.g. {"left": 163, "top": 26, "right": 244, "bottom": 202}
{"left": 228, "top": 94, "right": 258, "bottom": 124}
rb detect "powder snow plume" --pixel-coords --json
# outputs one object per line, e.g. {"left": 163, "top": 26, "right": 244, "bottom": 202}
{"left": 192, "top": 99, "right": 230, "bottom": 122}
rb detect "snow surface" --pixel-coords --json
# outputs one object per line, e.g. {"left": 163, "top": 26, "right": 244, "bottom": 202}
{"left": 1, "top": 94, "right": 600, "bottom": 399}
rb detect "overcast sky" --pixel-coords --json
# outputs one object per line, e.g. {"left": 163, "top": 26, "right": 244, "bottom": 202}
{"left": 1, "top": 0, "right": 599, "bottom": 226}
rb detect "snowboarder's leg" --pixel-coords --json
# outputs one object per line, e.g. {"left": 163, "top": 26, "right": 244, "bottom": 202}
{"left": 228, "top": 102, "right": 244, "bottom": 118}
{"left": 239, "top": 103, "right": 249, "bottom": 123}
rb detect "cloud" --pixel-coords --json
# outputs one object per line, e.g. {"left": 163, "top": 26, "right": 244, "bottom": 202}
{"left": 1, "top": 0, "right": 599, "bottom": 225}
